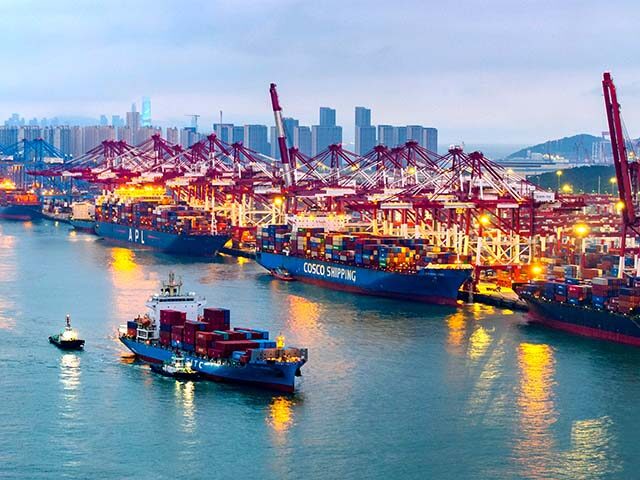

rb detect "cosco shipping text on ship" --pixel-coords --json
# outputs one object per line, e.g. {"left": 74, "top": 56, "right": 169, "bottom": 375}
{"left": 303, "top": 262, "right": 357, "bottom": 282}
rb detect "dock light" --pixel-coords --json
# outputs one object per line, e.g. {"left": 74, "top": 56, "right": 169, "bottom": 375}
{"left": 479, "top": 215, "right": 490, "bottom": 226}
{"left": 276, "top": 334, "right": 285, "bottom": 349}
{"left": 615, "top": 200, "right": 625, "bottom": 212}
{"left": 531, "top": 264, "right": 544, "bottom": 276}
{"left": 610, "top": 177, "right": 617, "bottom": 184}
{"left": 408, "top": 166, "right": 416, "bottom": 175}
{"left": 0, "top": 179, "right": 16, "bottom": 190}
{"left": 561, "top": 183, "right": 573, "bottom": 193}
{"left": 574, "top": 223, "right": 590, "bottom": 237}
{"left": 556, "top": 170, "right": 563, "bottom": 177}
{"left": 273, "top": 197, "right": 283, "bottom": 207}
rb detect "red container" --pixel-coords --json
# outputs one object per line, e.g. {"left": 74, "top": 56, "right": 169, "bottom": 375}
{"left": 195, "top": 345, "right": 208, "bottom": 356}
{"left": 127, "top": 327, "right": 137, "bottom": 337}
{"left": 159, "top": 331, "right": 171, "bottom": 346}
{"left": 160, "top": 309, "right": 186, "bottom": 326}
{"left": 224, "top": 330, "right": 247, "bottom": 341}
{"left": 214, "top": 340, "right": 259, "bottom": 355}
{"left": 196, "top": 331, "right": 216, "bottom": 346}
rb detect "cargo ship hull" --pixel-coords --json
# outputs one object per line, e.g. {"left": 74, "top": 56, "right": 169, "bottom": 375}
{"left": 256, "top": 251, "right": 471, "bottom": 306}
{"left": 0, "top": 204, "right": 42, "bottom": 221}
{"left": 521, "top": 293, "right": 640, "bottom": 347}
{"left": 95, "top": 221, "right": 229, "bottom": 256}
{"left": 70, "top": 219, "right": 96, "bottom": 233}
{"left": 120, "top": 337, "right": 301, "bottom": 392}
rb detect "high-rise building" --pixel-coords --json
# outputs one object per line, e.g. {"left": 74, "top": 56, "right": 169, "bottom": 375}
{"left": 377, "top": 125, "right": 395, "bottom": 147}
{"left": 423, "top": 127, "right": 438, "bottom": 153}
{"left": 165, "top": 127, "right": 179, "bottom": 145}
{"left": 355, "top": 107, "right": 375, "bottom": 154}
{"left": 126, "top": 103, "right": 140, "bottom": 135}
{"left": 406, "top": 125, "right": 423, "bottom": 144}
{"left": 232, "top": 126, "right": 245, "bottom": 144}
{"left": 99, "top": 115, "right": 108, "bottom": 126}
{"left": 213, "top": 123, "right": 234, "bottom": 144}
{"left": 180, "top": 127, "right": 199, "bottom": 148}
{"left": 282, "top": 117, "right": 299, "bottom": 147}
{"left": 141, "top": 97, "right": 151, "bottom": 127}
{"left": 293, "top": 126, "right": 312, "bottom": 157}
{"left": 244, "top": 125, "right": 270, "bottom": 156}
{"left": 312, "top": 125, "right": 342, "bottom": 156}
{"left": 319, "top": 107, "right": 336, "bottom": 127}
{"left": 355, "top": 107, "right": 371, "bottom": 127}
{"left": 396, "top": 126, "right": 407, "bottom": 146}
{"left": 355, "top": 126, "right": 376, "bottom": 155}
{"left": 112, "top": 115, "right": 124, "bottom": 127}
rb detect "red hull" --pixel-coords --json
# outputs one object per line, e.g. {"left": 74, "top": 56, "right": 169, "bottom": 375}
{"left": 295, "top": 275, "right": 459, "bottom": 306}
{"left": 528, "top": 312, "right": 640, "bottom": 347}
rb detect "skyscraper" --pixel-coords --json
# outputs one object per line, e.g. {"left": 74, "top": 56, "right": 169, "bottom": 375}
{"left": 232, "top": 126, "right": 245, "bottom": 144}
{"left": 406, "top": 125, "right": 423, "bottom": 143}
{"left": 377, "top": 125, "right": 395, "bottom": 147}
{"left": 319, "top": 107, "right": 336, "bottom": 127}
{"left": 355, "top": 107, "right": 375, "bottom": 155}
{"left": 355, "top": 126, "right": 376, "bottom": 155}
{"left": 112, "top": 115, "right": 124, "bottom": 127}
{"left": 293, "top": 126, "right": 312, "bottom": 157}
{"left": 99, "top": 115, "right": 108, "bottom": 126}
{"left": 141, "top": 97, "right": 151, "bottom": 127}
{"left": 270, "top": 117, "right": 299, "bottom": 159}
{"left": 244, "top": 124, "right": 270, "bottom": 155}
{"left": 355, "top": 107, "right": 371, "bottom": 127}
{"left": 126, "top": 103, "right": 140, "bottom": 133}
{"left": 312, "top": 125, "right": 342, "bottom": 156}
{"left": 213, "top": 123, "right": 234, "bottom": 144}
{"left": 423, "top": 127, "right": 438, "bottom": 153}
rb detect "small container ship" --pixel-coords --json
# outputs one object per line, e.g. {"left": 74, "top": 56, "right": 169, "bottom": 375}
{"left": 516, "top": 263, "right": 640, "bottom": 346}
{"left": 0, "top": 179, "right": 42, "bottom": 221}
{"left": 94, "top": 186, "right": 230, "bottom": 256}
{"left": 255, "top": 225, "right": 472, "bottom": 306}
{"left": 119, "top": 273, "right": 308, "bottom": 392}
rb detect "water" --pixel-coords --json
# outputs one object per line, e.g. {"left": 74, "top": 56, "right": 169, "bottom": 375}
{"left": 1, "top": 221, "right": 639, "bottom": 479}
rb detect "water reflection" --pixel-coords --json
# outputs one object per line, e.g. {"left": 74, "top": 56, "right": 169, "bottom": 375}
{"left": 284, "top": 295, "right": 321, "bottom": 345}
{"left": 468, "top": 326, "right": 492, "bottom": 360}
{"left": 59, "top": 354, "right": 81, "bottom": 418}
{"left": 562, "top": 416, "right": 620, "bottom": 477}
{"left": 267, "top": 396, "right": 294, "bottom": 446}
{"left": 446, "top": 312, "right": 466, "bottom": 352}
{"left": 514, "top": 343, "right": 557, "bottom": 478}
{"left": 174, "top": 381, "right": 196, "bottom": 435}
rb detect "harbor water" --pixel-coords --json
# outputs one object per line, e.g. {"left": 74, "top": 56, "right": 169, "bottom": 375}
{"left": 2, "top": 220, "right": 640, "bottom": 479}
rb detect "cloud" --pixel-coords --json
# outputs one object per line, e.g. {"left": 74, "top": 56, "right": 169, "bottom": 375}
{"left": 0, "top": 0, "right": 639, "bottom": 143}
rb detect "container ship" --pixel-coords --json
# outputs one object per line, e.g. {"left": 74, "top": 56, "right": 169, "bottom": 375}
{"left": 119, "top": 273, "right": 308, "bottom": 392}
{"left": 0, "top": 179, "right": 41, "bottom": 221}
{"left": 94, "top": 187, "right": 230, "bottom": 256}
{"left": 516, "top": 262, "right": 640, "bottom": 346}
{"left": 255, "top": 225, "right": 472, "bottom": 306}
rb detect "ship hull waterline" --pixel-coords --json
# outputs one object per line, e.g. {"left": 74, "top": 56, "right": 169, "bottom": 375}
{"left": 521, "top": 294, "right": 640, "bottom": 347}
{"left": 94, "top": 221, "right": 230, "bottom": 256}
{"left": 0, "top": 205, "right": 42, "bottom": 221}
{"left": 256, "top": 251, "right": 471, "bottom": 306}
{"left": 121, "top": 337, "right": 301, "bottom": 393}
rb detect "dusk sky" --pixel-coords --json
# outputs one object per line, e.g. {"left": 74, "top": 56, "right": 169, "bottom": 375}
{"left": 1, "top": 0, "right": 639, "bottom": 145}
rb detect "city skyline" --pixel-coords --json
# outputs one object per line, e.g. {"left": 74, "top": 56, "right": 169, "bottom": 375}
{"left": 1, "top": 1, "right": 639, "bottom": 146}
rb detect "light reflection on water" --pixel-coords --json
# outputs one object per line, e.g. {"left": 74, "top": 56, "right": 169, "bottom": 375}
{"left": 515, "top": 343, "right": 557, "bottom": 478}
{"left": 108, "top": 248, "right": 156, "bottom": 324}
{"left": 174, "top": 381, "right": 197, "bottom": 435}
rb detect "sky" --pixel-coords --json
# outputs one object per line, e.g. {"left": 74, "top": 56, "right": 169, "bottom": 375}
{"left": 1, "top": 0, "right": 639, "bottom": 146}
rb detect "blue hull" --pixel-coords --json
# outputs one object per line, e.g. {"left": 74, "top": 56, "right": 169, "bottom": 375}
{"left": 70, "top": 219, "right": 96, "bottom": 233}
{"left": 95, "top": 221, "right": 229, "bottom": 256}
{"left": 0, "top": 204, "right": 42, "bottom": 221}
{"left": 120, "top": 337, "right": 302, "bottom": 392}
{"left": 256, "top": 252, "right": 471, "bottom": 306}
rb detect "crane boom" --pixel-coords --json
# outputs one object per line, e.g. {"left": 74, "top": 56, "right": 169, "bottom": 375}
{"left": 269, "top": 83, "right": 294, "bottom": 188}
{"left": 603, "top": 72, "right": 636, "bottom": 226}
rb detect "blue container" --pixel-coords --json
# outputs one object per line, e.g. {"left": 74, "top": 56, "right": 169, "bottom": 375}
{"left": 171, "top": 340, "right": 182, "bottom": 348}
{"left": 127, "top": 320, "right": 138, "bottom": 329}
{"left": 254, "top": 339, "right": 277, "bottom": 348}
{"left": 182, "top": 343, "right": 194, "bottom": 352}
{"left": 566, "top": 277, "right": 580, "bottom": 285}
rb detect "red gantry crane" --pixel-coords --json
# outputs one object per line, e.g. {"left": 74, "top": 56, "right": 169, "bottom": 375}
{"left": 602, "top": 71, "right": 638, "bottom": 276}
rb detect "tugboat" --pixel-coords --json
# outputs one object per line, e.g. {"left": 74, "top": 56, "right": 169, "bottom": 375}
{"left": 49, "top": 315, "right": 85, "bottom": 350}
{"left": 150, "top": 354, "right": 199, "bottom": 380}
{"left": 270, "top": 267, "right": 295, "bottom": 281}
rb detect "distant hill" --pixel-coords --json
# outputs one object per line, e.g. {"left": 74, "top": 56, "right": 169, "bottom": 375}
{"left": 506, "top": 134, "right": 601, "bottom": 161}
{"left": 528, "top": 165, "right": 616, "bottom": 193}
